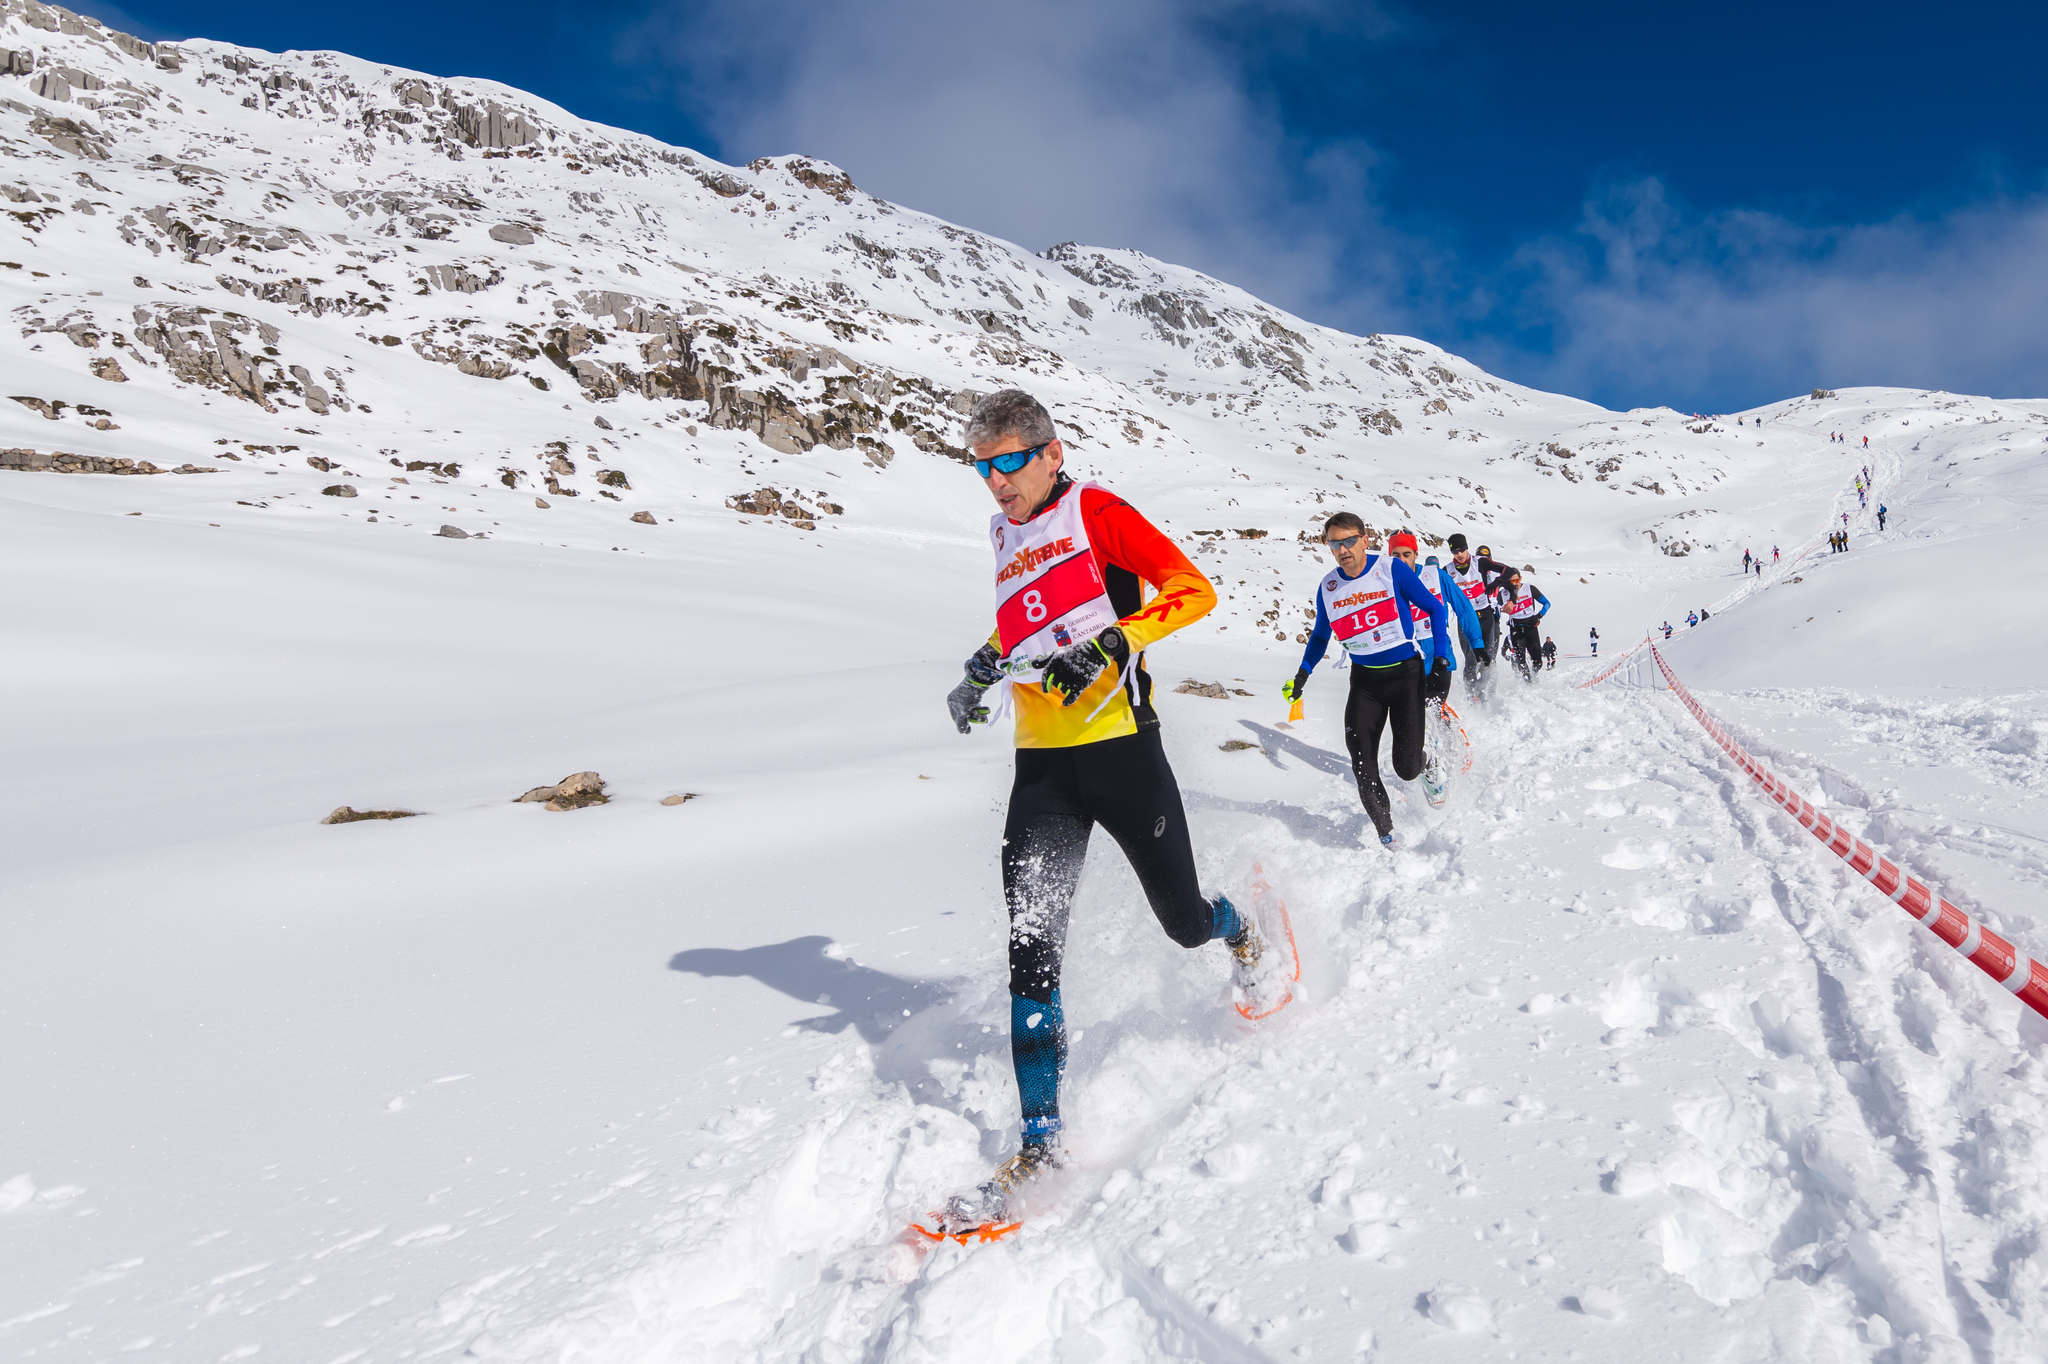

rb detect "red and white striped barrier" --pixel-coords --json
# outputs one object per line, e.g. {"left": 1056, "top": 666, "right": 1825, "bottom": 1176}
{"left": 1650, "top": 643, "right": 2048, "bottom": 1021}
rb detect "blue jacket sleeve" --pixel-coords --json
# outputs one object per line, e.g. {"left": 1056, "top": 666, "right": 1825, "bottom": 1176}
{"left": 1440, "top": 568, "right": 1485, "bottom": 652}
{"left": 1296, "top": 590, "right": 1331, "bottom": 679}
{"left": 1391, "top": 559, "right": 1451, "bottom": 668}
{"left": 1533, "top": 587, "right": 1551, "bottom": 618}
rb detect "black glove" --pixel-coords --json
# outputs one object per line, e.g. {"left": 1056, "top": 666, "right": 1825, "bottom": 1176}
{"left": 1282, "top": 669, "right": 1308, "bottom": 701}
{"left": 946, "top": 644, "right": 1004, "bottom": 734}
{"left": 1034, "top": 626, "right": 1130, "bottom": 706}
{"left": 1430, "top": 656, "right": 1451, "bottom": 683}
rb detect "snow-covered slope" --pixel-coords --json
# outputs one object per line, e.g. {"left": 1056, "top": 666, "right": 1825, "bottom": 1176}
{"left": 4, "top": 2, "right": 2047, "bottom": 1360}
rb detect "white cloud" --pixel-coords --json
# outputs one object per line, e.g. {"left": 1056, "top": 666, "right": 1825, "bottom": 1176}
{"left": 619, "top": 0, "right": 1419, "bottom": 326}
{"left": 616, "top": 1, "right": 2048, "bottom": 410}
{"left": 1485, "top": 179, "right": 2048, "bottom": 409}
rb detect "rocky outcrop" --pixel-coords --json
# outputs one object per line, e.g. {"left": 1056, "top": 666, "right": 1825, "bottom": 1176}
{"left": 514, "top": 770, "right": 608, "bottom": 811}
{"left": 420, "top": 263, "right": 500, "bottom": 293}
{"left": 725, "top": 486, "right": 843, "bottom": 530}
{"left": 29, "top": 110, "right": 109, "bottom": 158}
{"left": 1173, "top": 679, "right": 1253, "bottom": 699}
{"left": 1, "top": 448, "right": 216, "bottom": 474}
{"left": 414, "top": 333, "right": 518, "bottom": 381}
{"left": 288, "top": 364, "right": 333, "bottom": 413}
{"left": 452, "top": 100, "right": 538, "bottom": 150}
{"left": 750, "top": 155, "right": 856, "bottom": 203}
{"left": 321, "top": 806, "right": 418, "bottom": 824}
{"left": 130, "top": 304, "right": 282, "bottom": 410}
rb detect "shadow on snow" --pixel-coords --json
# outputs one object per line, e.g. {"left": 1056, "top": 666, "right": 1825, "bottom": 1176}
{"left": 669, "top": 935, "right": 952, "bottom": 1046}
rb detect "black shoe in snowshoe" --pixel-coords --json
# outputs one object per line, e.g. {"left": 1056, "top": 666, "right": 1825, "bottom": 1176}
{"left": 913, "top": 1141, "right": 1063, "bottom": 1243}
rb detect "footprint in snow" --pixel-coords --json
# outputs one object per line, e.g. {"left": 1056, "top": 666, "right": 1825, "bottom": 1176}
{"left": 1563, "top": 1287, "right": 1625, "bottom": 1319}
{"left": 1600, "top": 838, "right": 1670, "bottom": 871}
{"left": 1418, "top": 1283, "right": 1494, "bottom": 1331}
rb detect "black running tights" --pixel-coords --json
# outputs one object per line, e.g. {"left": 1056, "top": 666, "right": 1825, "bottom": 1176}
{"left": 1002, "top": 727, "right": 1213, "bottom": 1003}
{"left": 1344, "top": 655, "right": 1426, "bottom": 838}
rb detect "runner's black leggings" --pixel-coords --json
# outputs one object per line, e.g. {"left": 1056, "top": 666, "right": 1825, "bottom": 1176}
{"left": 1461, "top": 608, "right": 1497, "bottom": 697}
{"left": 1510, "top": 618, "right": 1544, "bottom": 680}
{"left": 1344, "top": 655, "right": 1426, "bottom": 837}
{"left": 1002, "top": 728, "right": 1221, "bottom": 1140}
{"left": 1003, "top": 727, "right": 1214, "bottom": 1002}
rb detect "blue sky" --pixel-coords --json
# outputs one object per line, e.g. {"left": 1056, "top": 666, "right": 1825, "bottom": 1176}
{"left": 88, "top": 0, "right": 2048, "bottom": 413}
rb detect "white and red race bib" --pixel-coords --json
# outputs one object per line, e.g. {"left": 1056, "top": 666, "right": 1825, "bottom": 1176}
{"left": 1408, "top": 564, "right": 1453, "bottom": 646}
{"left": 1449, "top": 558, "right": 1490, "bottom": 609}
{"left": 1319, "top": 555, "right": 1414, "bottom": 658}
{"left": 1504, "top": 584, "right": 1542, "bottom": 620}
{"left": 991, "top": 483, "right": 1120, "bottom": 683}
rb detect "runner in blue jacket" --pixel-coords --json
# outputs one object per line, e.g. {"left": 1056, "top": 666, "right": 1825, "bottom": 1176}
{"left": 1284, "top": 519, "right": 1450, "bottom": 847}
{"left": 1404, "top": 546, "right": 1486, "bottom": 701}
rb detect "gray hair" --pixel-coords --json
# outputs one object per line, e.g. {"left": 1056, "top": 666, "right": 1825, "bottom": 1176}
{"left": 962, "top": 388, "right": 1055, "bottom": 451}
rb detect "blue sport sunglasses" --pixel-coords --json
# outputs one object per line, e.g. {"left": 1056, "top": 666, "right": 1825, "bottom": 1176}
{"left": 974, "top": 441, "right": 1050, "bottom": 479}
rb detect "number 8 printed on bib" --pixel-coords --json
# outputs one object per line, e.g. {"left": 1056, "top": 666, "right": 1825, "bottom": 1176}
{"left": 991, "top": 483, "right": 1122, "bottom": 684}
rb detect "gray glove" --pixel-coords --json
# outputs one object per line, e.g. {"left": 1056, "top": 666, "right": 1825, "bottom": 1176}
{"left": 947, "top": 644, "right": 1004, "bottom": 734}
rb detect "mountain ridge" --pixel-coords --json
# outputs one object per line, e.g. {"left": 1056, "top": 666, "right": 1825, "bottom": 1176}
{"left": 4, "top": 0, "right": 1733, "bottom": 555}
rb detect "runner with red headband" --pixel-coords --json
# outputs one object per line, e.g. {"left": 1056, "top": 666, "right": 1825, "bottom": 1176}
{"left": 1389, "top": 532, "right": 1486, "bottom": 806}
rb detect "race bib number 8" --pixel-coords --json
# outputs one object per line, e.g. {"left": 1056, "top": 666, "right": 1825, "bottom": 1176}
{"left": 998, "top": 553, "right": 1104, "bottom": 652}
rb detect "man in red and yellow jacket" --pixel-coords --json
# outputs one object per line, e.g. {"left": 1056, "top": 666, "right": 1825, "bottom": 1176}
{"left": 937, "top": 388, "right": 1272, "bottom": 1230}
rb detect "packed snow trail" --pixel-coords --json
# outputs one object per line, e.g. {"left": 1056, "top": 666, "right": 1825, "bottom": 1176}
{"left": 484, "top": 672, "right": 2048, "bottom": 1362}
